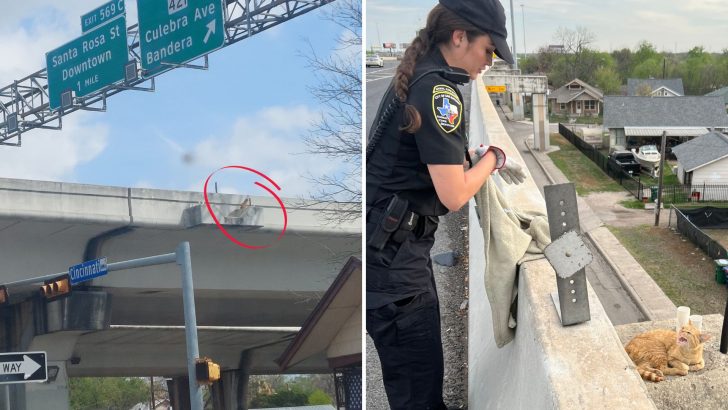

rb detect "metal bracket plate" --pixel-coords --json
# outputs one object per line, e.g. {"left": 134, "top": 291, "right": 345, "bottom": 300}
{"left": 544, "top": 183, "right": 591, "bottom": 325}
{"left": 544, "top": 230, "right": 593, "bottom": 279}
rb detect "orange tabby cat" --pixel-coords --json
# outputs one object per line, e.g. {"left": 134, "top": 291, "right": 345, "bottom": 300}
{"left": 625, "top": 322, "right": 710, "bottom": 382}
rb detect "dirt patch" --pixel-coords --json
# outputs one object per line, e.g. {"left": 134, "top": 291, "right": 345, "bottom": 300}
{"left": 583, "top": 191, "right": 670, "bottom": 228}
{"left": 704, "top": 229, "right": 728, "bottom": 250}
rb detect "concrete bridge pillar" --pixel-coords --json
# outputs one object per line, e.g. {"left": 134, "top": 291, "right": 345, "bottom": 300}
{"left": 25, "top": 362, "right": 70, "bottom": 410}
{"left": 168, "top": 376, "right": 192, "bottom": 410}
{"left": 511, "top": 92, "right": 525, "bottom": 121}
{"left": 532, "top": 93, "right": 550, "bottom": 151}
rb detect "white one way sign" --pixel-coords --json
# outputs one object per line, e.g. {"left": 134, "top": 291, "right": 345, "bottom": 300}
{"left": 0, "top": 352, "right": 47, "bottom": 384}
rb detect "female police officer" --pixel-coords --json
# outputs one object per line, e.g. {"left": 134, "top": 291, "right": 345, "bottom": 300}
{"left": 366, "top": 0, "right": 526, "bottom": 408}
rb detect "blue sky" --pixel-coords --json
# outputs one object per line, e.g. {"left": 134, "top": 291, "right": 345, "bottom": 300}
{"left": 366, "top": 0, "right": 728, "bottom": 54}
{"left": 0, "top": 0, "right": 356, "bottom": 197}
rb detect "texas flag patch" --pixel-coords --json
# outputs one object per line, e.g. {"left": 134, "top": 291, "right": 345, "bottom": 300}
{"left": 432, "top": 85, "right": 462, "bottom": 133}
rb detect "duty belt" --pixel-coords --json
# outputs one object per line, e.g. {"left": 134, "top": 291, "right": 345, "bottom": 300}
{"left": 366, "top": 197, "right": 420, "bottom": 251}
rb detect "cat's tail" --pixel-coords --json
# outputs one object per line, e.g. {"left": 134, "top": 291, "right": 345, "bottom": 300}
{"left": 637, "top": 364, "right": 664, "bottom": 382}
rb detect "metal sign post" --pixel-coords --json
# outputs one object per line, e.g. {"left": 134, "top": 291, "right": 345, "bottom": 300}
{"left": 544, "top": 183, "right": 592, "bottom": 325}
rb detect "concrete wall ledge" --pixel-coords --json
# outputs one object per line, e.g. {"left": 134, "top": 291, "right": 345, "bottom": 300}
{"left": 468, "top": 75, "right": 656, "bottom": 409}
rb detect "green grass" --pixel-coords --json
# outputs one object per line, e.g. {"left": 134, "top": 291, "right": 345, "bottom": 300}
{"left": 548, "top": 133, "right": 623, "bottom": 195}
{"left": 620, "top": 199, "right": 645, "bottom": 209}
{"left": 550, "top": 114, "right": 603, "bottom": 125}
{"left": 609, "top": 225, "right": 728, "bottom": 315}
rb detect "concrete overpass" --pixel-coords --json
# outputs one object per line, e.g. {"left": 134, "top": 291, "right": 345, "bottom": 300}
{"left": 0, "top": 178, "right": 360, "bottom": 409}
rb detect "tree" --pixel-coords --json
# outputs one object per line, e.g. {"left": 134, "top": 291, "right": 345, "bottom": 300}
{"left": 308, "top": 389, "right": 333, "bottom": 405}
{"left": 300, "top": 0, "right": 361, "bottom": 222}
{"left": 69, "top": 377, "right": 150, "bottom": 410}
{"left": 594, "top": 66, "right": 622, "bottom": 95}
{"left": 634, "top": 83, "right": 653, "bottom": 96}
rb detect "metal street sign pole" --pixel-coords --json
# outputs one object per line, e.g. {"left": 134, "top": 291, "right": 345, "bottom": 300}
{"left": 177, "top": 241, "right": 204, "bottom": 409}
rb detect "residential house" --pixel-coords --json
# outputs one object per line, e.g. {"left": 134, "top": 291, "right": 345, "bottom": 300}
{"left": 627, "top": 78, "right": 684, "bottom": 97}
{"left": 706, "top": 86, "right": 728, "bottom": 111}
{"left": 672, "top": 132, "right": 728, "bottom": 200}
{"left": 603, "top": 96, "right": 728, "bottom": 149}
{"left": 277, "top": 257, "right": 361, "bottom": 410}
{"left": 548, "top": 79, "right": 603, "bottom": 117}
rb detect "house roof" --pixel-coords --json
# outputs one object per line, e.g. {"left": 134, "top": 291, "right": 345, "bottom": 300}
{"left": 627, "top": 78, "right": 684, "bottom": 96}
{"left": 706, "top": 86, "right": 728, "bottom": 104}
{"left": 671, "top": 132, "right": 728, "bottom": 172}
{"left": 548, "top": 78, "right": 603, "bottom": 103}
{"left": 603, "top": 96, "right": 728, "bottom": 129}
{"left": 277, "top": 256, "right": 361, "bottom": 371}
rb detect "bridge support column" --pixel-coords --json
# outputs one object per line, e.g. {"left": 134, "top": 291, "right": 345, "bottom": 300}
{"left": 168, "top": 377, "right": 191, "bottom": 410}
{"left": 532, "top": 93, "right": 550, "bottom": 151}
{"left": 210, "top": 350, "right": 253, "bottom": 409}
{"left": 25, "top": 362, "right": 70, "bottom": 410}
{"left": 511, "top": 92, "right": 524, "bottom": 121}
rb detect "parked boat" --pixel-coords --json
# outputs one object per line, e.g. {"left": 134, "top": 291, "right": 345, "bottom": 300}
{"left": 631, "top": 145, "right": 661, "bottom": 176}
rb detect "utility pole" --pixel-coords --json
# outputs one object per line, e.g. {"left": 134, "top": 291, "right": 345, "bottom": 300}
{"left": 521, "top": 4, "right": 526, "bottom": 59}
{"left": 510, "top": 0, "right": 517, "bottom": 69}
{"left": 654, "top": 131, "right": 667, "bottom": 227}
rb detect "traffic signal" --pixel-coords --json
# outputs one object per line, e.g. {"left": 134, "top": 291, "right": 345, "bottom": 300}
{"left": 195, "top": 357, "right": 221, "bottom": 385}
{"left": 40, "top": 275, "right": 71, "bottom": 301}
{"left": 0, "top": 286, "right": 7, "bottom": 305}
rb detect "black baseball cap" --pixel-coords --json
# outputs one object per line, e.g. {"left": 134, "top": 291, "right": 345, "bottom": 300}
{"left": 439, "top": 0, "right": 514, "bottom": 64}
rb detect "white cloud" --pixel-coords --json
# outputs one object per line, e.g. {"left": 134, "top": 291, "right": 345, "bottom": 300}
{"left": 190, "top": 105, "right": 341, "bottom": 197}
{"left": 0, "top": 113, "right": 108, "bottom": 181}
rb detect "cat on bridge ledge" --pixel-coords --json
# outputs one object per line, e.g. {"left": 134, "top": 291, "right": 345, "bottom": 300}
{"left": 625, "top": 321, "right": 711, "bottom": 382}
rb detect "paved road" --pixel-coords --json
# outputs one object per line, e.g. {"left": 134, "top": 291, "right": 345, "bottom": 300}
{"left": 495, "top": 108, "right": 646, "bottom": 325}
{"left": 365, "top": 61, "right": 397, "bottom": 134}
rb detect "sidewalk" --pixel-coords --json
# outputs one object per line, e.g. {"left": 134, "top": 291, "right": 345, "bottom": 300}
{"left": 524, "top": 136, "right": 676, "bottom": 321}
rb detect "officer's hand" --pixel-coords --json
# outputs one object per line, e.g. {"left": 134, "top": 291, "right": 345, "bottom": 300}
{"left": 499, "top": 159, "right": 527, "bottom": 185}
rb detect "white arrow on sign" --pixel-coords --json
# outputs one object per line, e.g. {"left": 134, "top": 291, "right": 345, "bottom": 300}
{"left": 0, "top": 355, "right": 42, "bottom": 379}
{"left": 203, "top": 21, "right": 215, "bottom": 44}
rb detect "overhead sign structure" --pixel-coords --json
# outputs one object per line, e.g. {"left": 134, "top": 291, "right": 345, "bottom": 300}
{"left": 69, "top": 257, "right": 109, "bottom": 285}
{"left": 82, "top": 0, "right": 126, "bottom": 33}
{"left": 46, "top": 16, "right": 129, "bottom": 111}
{"left": 486, "top": 85, "right": 507, "bottom": 93}
{"left": 0, "top": 352, "right": 47, "bottom": 384}
{"left": 137, "top": 0, "right": 225, "bottom": 76}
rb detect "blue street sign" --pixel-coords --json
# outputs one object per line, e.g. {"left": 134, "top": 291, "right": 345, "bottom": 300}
{"left": 46, "top": 16, "right": 129, "bottom": 111}
{"left": 0, "top": 352, "right": 46, "bottom": 384}
{"left": 82, "top": 0, "right": 126, "bottom": 33}
{"left": 69, "top": 257, "right": 108, "bottom": 285}
{"left": 137, "top": 0, "right": 225, "bottom": 76}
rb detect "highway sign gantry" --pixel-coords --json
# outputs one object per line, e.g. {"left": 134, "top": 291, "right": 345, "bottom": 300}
{"left": 0, "top": 352, "right": 47, "bottom": 384}
{"left": 69, "top": 257, "right": 109, "bottom": 285}
{"left": 46, "top": 16, "right": 129, "bottom": 111}
{"left": 82, "top": 0, "right": 126, "bottom": 33}
{"left": 137, "top": 0, "right": 225, "bottom": 76}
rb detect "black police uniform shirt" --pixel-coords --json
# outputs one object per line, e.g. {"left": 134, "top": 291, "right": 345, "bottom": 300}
{"left": 366, "top": 48, "right": 468, "bottom": 308}
{"left": 366, "top": 48, "right": 467, "bottom": 217}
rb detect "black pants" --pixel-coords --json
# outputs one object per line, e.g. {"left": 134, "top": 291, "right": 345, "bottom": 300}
{"left": 367, "top": 291, "right": 446, "bottom": 410}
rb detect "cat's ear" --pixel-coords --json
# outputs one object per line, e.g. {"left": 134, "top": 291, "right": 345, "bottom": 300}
{"left": 700, "top": 333, "right": 712, "bottom": 343}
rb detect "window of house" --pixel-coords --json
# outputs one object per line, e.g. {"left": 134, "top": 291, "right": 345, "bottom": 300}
{"left": 569, "top": 83, "right": 581, "bottom": 90}
{"left": 560, "top": 103, "right": 566, "bottom": 110}
{"left": 585, "top": 100, "right": 596, "bottom": 110}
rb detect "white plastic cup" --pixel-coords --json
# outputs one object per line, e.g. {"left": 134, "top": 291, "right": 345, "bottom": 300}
{"left": 689, "top": 314, "right": 703, "bottom": 332}
{"left": 676, "top": 306, "right": 690, "bottom": 332}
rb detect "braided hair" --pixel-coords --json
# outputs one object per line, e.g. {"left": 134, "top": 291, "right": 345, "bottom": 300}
{"left": 395, "top": 5, "right": 485, "bottom": 133}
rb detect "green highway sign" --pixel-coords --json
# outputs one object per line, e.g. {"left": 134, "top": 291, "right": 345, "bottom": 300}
{"left": 46, "top": 16, "right": 129, "bottom": 111}
{"left": 137, "top": 0, "right": 225, "bottom": 77}
{"left": 82, "top": 0, "right": 126, "bottom": 33}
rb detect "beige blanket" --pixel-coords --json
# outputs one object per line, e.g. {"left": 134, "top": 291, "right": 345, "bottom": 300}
{"left": 475, "top": 179, "right": 551, "bottom": 347}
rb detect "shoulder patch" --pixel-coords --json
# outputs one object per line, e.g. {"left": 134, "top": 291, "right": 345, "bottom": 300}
{"left": 431, "top": 84, "right": 462, "bottom": 133}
